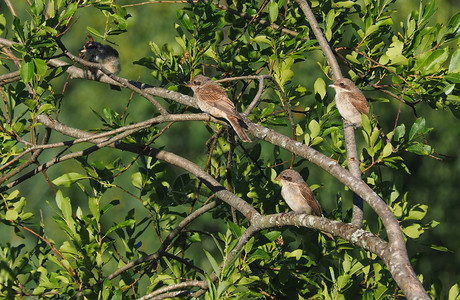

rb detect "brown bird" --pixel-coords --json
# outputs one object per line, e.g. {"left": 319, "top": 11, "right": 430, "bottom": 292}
{"left": 79, "top": 41, "right": 121, "bottom": 91}
{"left": 276, "top": 169, "right": 334, "bottom": 240}
{"left": 275, "top": 169, "right": 322, "bottom": 216}
{"left": 329, "top": 78, "right": 370, "bottom": 127}
{"left": 187, "top": 75, "right": 252, "bottom": 142}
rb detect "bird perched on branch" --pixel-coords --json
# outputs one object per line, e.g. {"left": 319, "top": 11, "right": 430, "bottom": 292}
{"left": 187, "top": 75, "right": 252, "bottom": 142}
{"left": 276, "top": 169, "right": 334, "bottom": 240}
{"left": 79, "top": 41, "right": 121, "bottom": 91}
{"left": 329, "top": 78, "right": 370, "bottom": 127}
{"left": 275, "top": 169, "right": 322, "bottom": 216}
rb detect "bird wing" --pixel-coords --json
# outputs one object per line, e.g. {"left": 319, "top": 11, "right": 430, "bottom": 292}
{"left": 347, "top": 90, "right": 370, "bottom": 116}
{"left": 198, "top": 83, "right": 240, "bottom": 117}
{"left": 299, "top": 183, "right": 322, "bottom": 216}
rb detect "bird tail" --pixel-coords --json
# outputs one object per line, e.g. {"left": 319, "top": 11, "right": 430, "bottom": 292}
{"left": 226, "top": 115, "right": 252, "bottom": 142}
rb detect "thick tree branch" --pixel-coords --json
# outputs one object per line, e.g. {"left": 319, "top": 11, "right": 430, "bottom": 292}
{"left": 34, "top": 115, "right": 424, "bottom": 299}
{"left": 0, "top": 113, "right": 227, "bottom": 189}
{"left": 0, "top": 30, "right": 427, "bottom": 299}
{"left": 247, "top": 121, "right": 427, "bottom": 299}
{"left": 139, "top": 280, "right": 206, "bottom": 300}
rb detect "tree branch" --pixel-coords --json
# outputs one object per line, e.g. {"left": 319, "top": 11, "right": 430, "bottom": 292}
{"left": 34, "top": 114, "right": 425, "bottom": 299}
{"left": 247, "top": 121, "right": 428, "bottom": 299}
{"left": 293, "top": 0, "right": 364, "bottom": 228}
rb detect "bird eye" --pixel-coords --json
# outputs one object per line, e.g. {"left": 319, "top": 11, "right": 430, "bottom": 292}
{"left": 339, "top": 83, "right": 345, "bottom": 87}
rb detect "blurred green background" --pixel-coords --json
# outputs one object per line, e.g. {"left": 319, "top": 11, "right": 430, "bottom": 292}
{"left": 0, "top": 0, "right": 458, "bottom": 294}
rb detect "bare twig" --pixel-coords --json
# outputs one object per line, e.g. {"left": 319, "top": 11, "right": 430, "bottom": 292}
{"left": 0, "top": 70, "right": 21, "bottom": 86}
{"left": 3, "top": 0, "right": 18, "bottom": 16}
{"left": 0, "top": 128, "right": 51, "bottom": 184}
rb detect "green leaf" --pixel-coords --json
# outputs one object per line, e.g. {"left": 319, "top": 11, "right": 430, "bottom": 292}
{"left": 177, "top": 10, "right": 194, "bottom": 31}
{"left": 20, "top": 55, "right": 34, "bottom": 84}
{"left": 5, "top": 210, "right": 19, "bottom": 221}
{"left": 55, "top": 190, "right": 72, "bottom": 222}
{"left": 334, "top": 1, "right": 356, "bottom": 8}
{"left": 419, "top": 0, "right": 437, "bottom": 28}
{"left": 311, "top": 136, "right": 324, "bottom": 146}
{"left": 304, "top": 132, "right": 311, "bottom": 145}
{"left": 361, "top": 114, "right": 372, "bottom": 136}
{"left": 406, "top": 142, "right": 432, "bottom": 155}
{"left": 204, "top": 250, "right": 220, "bottom": 276}
{"left": 253, "top": 35, "right": 272, "bottom": 46}
{"left": 261, "top": 103, "right": 275, "bottom": 118}
{"left": 314, "top": 77, "right": 326, "bottom": 99}
{"left": 269, "top": 0, "right": 279, "bottom": 23}
{"left": 175, "top": 35, "right": 187, "bottom": 51}
{"left": 187, "top": 232, "right": 201, "bottom": 243}
{"left": 365, "top": 24, "right": 380, "bottom": 36}
{"left": 325, "top": 10, "right": 337, "bottom": 41}
{"left": 415, "top": 48, "right": 449, "bottom": 74}
{"left": 402, "top": 223, "right": 422, "bottom": 239}
{"left": 6, "top": 190, "right": 20, "bottom": 200}
{"left": 448, "top": 284, "right": 460, "bottom": 300}
{"left": 448, "top": 12, "right": 460, "bottom": 33}
{"left": 308, "top": 119, "right": 320, "bottom": 138}
{"left": 431, "top": 245, "right": 451, "bottom": 252}
{"left": 101, "top": 200, "right": 120, "bottom": 215}
{"left": 445, "top": 73, "right": 460, "bottom": 83}
{"left": 46, "top": 0, "right": 55, "bottom": 18}
{"left": 0, "top": 14, "right": 6, "bottom": 36}
{"left": 112, "top": 13, "right": 128, "bottom": 31}
{"left": 449, "top": 49, "right": 460, "bottom": 73}
{"left": 13, "top": 16, "right": 25, "bottom": 42}
{"left": 20, "top": 212, "right": 34, "bottom": 221}
{"left": 409, "top": 118, "right": 425, "bottom": 141}
{"left": 59, "top": 2, "right": 78, "bottom": 21}
{"left": 105, "top": 219, "right": 136, "bottom": 235}
{"left": 89, "top": 197, "right": 100, "bottom": 221}
{"left": 131, "top": 172, "right": 143, "bottom": 189}
{"left": 52, "top": 173, "right": 87, "bottom": 187}
{"left": 86, "top": 26, "right": 103, "bottom": 39}
{"left": 33, "top": 58, "right": 48, "bottom": 76}
{"left": 216, "top": 281, "right": 233, "bottom": 298}
{"left": 381, "top": 142, "right": 393, "bottom": 158}
{"left": 262, "top": 230, "right": 281, "bottom": 242}
{"left": 406, "top": 204, "right": 428, "bottom": 220}
{"left": 37, "top": 103, "right": 55, "bottom": 115}
{"left": 386, "top": 38, "right": 409, "bottom": 65}
{"left": 111, "top": 290, "right": 123, "bottom": 300}
{"left": 285, "top": 249, "right": 303, "bottom": 260}
{"left": 394, "top": 124, "right": 406, "bottom": 141}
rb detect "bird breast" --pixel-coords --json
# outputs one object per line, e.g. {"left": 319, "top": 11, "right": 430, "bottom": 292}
{"left": 281, "top": 184, "right": 314, "bottom": 214}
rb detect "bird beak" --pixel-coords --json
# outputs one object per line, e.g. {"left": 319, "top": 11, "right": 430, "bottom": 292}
{"left": 275, "top": 175, "right": 281, "bottom": 181}
{"left": 329, "top": 83, "right": 336, "bottom": 88}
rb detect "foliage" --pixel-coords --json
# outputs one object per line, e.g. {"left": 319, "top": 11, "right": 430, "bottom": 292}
{"left": 0, "top": 0, "right": 459, "bottom": 299}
